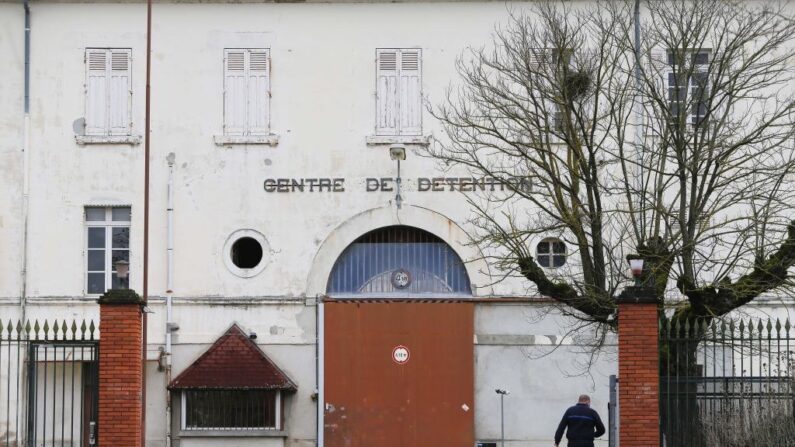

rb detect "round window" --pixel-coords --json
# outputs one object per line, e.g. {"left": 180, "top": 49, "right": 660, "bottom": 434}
{"left": 536, "top": 238, "right": 567, "bottom": 268}
{"left": 223, "top": 230, "right": 270, "bottom": 278}
{"left": 231, "top": 237, "right": 263, "bottom": 269}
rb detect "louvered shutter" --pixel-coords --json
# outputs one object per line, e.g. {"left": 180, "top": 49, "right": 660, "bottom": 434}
{"left": 224, "top": 50, "right": 247, "bottom": 135}
{"left": 376, "top": 49, "right": 399, "bottom": 135}
{"left": 108, "top": 49, "right": 132, "bottom": 135}
{"left": 398, "top": 49, "right": 422, "bottom": 135}
{"left": 86, "top": 49, "right": 108, "bottom": 135}
{"left": 247, "top": 49, "right": 270, "bottom": 135}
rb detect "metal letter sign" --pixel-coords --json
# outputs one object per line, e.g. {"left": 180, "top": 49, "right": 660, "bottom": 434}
{"left": 392, "top": 345, "right": 410, "bottom": 364}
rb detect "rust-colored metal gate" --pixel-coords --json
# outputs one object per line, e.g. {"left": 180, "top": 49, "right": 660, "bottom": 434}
{"left": 324, "top": 300, "right": 474, "bottom": 447}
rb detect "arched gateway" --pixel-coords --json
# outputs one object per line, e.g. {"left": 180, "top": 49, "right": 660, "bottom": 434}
{"left": 323, "top": 225, "right": 475, "bottom": 447}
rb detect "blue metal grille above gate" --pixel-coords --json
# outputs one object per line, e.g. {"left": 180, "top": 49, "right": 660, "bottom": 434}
{"left": 326, "top": 226, "right": 472, "bottom": 296}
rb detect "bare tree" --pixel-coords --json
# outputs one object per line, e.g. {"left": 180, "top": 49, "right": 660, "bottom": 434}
{"left": 427, "top": 0, "right": 795, "bottom": 330}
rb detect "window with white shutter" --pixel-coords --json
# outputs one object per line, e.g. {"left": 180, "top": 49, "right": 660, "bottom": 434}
{"left": 376, "top": 49, "right": 422, "bottom": 136}
{"left": 85, "top": 49, "right": 131, "bottom": 136}
{"left": 223, "top": 49, "right": 271, "bottom": 136}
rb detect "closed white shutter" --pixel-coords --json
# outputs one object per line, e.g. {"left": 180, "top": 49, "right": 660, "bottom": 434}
{"left": 376, "top": 49, "right": 399, "bottom": 135}
{"left": 108, "top": 49, "right": 132, "bottom": 135}
{"left": 85, "top": 49, "right": 108, "bottom": 135}
{"left": 224, "top": 50, "right": 247, "bottom": 135}
{"left": 247, "top": 49, "right": 270, "bottom": 135}
{"left": 398, "top": 49, "right": 422, "bottom": 135}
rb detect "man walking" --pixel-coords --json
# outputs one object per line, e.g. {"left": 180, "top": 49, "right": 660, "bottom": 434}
{"left": 554, "top": 394, "right": 606, "bottom": 447}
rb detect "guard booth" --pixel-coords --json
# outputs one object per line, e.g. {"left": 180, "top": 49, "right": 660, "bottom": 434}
{"left": 323, "top": 226, "right": 474, "bottom": 447}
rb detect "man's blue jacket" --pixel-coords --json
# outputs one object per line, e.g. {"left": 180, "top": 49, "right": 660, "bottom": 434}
{"left": 554, "top": 403, "right": 606, "bottom": 445}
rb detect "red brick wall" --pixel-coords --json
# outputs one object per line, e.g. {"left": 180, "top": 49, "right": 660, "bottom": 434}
{"left": 98, "top": 303, "right": 144, "bottom": 447}
{"left": 618, "top": 302, "right": 660, "bottom": 446}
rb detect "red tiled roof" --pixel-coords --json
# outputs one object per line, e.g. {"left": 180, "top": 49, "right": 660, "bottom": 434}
{"left": 168, "top": 324, "right": 297, "bottom": 391}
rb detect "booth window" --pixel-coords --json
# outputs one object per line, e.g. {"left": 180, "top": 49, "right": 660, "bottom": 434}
{"left": 183, "top": 389, "right": 280, "bottom": 430}
{"left": 169, "top": 325, "right": 297, "bottom": 437}
{"left": 536, "top": 238, "right": 566, "bottom": 268}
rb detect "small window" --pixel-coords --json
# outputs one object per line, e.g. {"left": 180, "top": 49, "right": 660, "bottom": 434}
{"left": 666, "top": 49, "right": 710, "bottom": 126}
{"left": 85, "top": 206, "right": 131, "bottom": 294}
{"left": 223, "top": 230, "right": 270, "bottom": 278}
{"left": 183, "top": 390, "right": 281, "bottom": 430}
{"left": 231, "top": 237, "right": 263, "bottom": 269}
{"left": 536, "top": 238, "right": 566, "bottom": 268}
{"left": 85, "top": 48, "right": 132, "bottom": 136}
{"left": 375, "top": 48, "right": 422, "bottom": 136}
{"left": 224, "top": 49, "right": 271, "bottom": 136}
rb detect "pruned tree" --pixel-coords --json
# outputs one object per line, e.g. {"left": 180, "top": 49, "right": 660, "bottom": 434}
{"left": 428, "top": 2, "right": 795, "bottom": 442}
{"left": 427, "top": 0, "right": 795, "bottom": 329}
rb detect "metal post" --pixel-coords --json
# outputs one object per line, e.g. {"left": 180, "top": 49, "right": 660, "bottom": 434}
{"left": 495, "top": 389, "right": 508, "bottom": 447}
{"left": 500, "top": 393, "right": 504, "bottom": 447}
{"left": 609, "top": 375, "right": 618, "bottom": 447}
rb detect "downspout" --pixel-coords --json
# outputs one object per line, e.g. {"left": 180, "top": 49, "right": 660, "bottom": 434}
{"left": 317, "top": 296, "right": 325, "bottom": 447}
{"left": 20, "top": 0, "right": 31, "bottom": 328}
{"left": 165, "top": 153, "right": 175, "bottom": 447}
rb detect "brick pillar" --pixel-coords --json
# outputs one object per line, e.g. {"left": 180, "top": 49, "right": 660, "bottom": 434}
{"left": 97, "top": 289, "right": 145, "bottom": 447}
{"left": 617, "top": 286, "right": 660, "bottom": 447}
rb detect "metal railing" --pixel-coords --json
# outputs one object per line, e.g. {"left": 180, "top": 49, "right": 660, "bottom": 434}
{"left": 1, "top": 319, "right": 99, "bottom": 447}
{"left": 659, "top": 316, "right": 794, "bottom": 447}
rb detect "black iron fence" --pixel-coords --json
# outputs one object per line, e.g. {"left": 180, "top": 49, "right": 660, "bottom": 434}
{"left": 1, "top": 319, "right": 99, "bottom": 447}
{"left": 660, "top": 316, "right": 794, "bottom": 447}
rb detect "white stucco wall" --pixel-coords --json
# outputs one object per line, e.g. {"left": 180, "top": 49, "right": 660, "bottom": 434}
{"left": 0, "top": 1, "right": 791, "bottom": 446}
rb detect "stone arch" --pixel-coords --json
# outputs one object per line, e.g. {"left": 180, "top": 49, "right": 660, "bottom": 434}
{"left": 305, "top": 204, "right": 492, "bottom": 296}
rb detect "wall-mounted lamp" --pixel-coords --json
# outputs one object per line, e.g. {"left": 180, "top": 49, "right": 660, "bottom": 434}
{"left": 389, "top": 146, "right": 406, "bottom": 161}
{"left": 390, "top": 145, "right": 406, "bottom": 209}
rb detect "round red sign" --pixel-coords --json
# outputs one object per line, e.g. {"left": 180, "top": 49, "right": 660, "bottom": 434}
{"left": 392, "top": 345, "right": 410, "bottom": 364}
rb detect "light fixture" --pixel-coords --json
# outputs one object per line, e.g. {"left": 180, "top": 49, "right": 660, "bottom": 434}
{"left": 628, "top": 258, "right": 644, "bottom": 278}
{"left": 627, "top": 256, "right": 644, "bottom": 287}
{"left": 115, "top": 260, "right": 130, "bottom": 279}
{"left": 390, "top": 146, "right": 407, "bottom": 209}
{"left": 389, "top": 145, "right": 406, "bottom": 161}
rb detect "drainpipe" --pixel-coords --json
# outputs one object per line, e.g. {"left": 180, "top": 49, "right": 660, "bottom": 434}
{"left": 19, "top": 0, "right": 31, "bottom": 328}
{"left": 317, "top": 297, "right": 325, "bottom": 447}
{"left": 165, "top": 153, "right": 175, "bottom": 447}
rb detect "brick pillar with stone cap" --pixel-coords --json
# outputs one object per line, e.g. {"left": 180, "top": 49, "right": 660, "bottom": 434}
{"left": 616, "top": 286, "right": 660, "bottom": 447}
{"left": 97, "top": 289, "right": 145, "bottom": 447}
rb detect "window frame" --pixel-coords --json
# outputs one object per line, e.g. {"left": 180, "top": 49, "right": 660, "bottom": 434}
{"left": 535, "top": 237, "right": 567, "bottom": 269}
{"left": 83, "top": 48, "right": 133, "bottom": 137}
{"left": 84, "top": 206, "right": 131, "bottom": 296}
{"left": 374, "top": 48, "right": 423, "bottom": 137}
{"left": 222, "top": 48, "right": 272, "bottom": 137}
{"left": 180, "top": 389, "right": 282, "bottom": 432}
{"left": 666, "top": 49, "right": 711, "bottom": 127}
